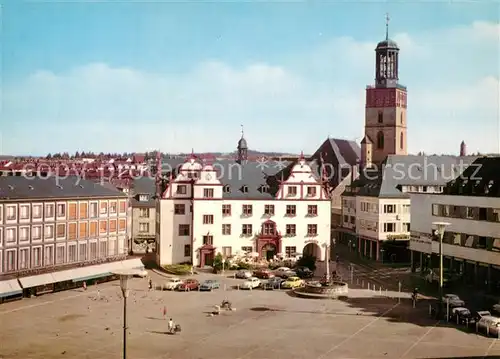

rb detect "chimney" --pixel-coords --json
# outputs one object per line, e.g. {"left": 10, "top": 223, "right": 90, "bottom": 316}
{"left": 460, "top": 141, "right": 466, "bottom": 156}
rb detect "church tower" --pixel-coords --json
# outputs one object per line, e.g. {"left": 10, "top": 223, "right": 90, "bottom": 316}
{"left": 237, "top": 125, "right": 248, "bottom": 164}
{"left": 362, "top": 14, "right": 408, "bottom": 165}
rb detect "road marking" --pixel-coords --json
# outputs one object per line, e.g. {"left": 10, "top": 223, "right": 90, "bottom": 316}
{"left": 315, "top": 302, "right": 400, "bottom": 359}
{"left": 399, "top": 320, "right": 440, "bottom": 358}
{"left": 484, "top": 338, "right": 497, "bottom": 357}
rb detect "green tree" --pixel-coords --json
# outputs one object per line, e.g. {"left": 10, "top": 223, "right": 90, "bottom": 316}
{"left": 296, "top": 254, "right": 317, "bottom": 271}
{"left": 212, "top": 253, "right": 224, "bottom": 272}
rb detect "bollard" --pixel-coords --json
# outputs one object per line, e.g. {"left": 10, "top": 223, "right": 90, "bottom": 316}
{"left": 487, "top": 326, "right": 490, "bottom": 337}
{"left": 476, "top": 322, "right": 479, "bottom": 333}
{"left": 429, "top": 304, "right": 432, "bottom": 317}
{"left": 367, "top": 283, "right": 370, "bottom": 290}
{"left": 456, "top": 315, "right": 459, "bottom": 325}
{"left": 237, "top": 285, "right": 240, "bottom": 291}
{"left": 466, "top": 318, "right": 469, "bottom": 328}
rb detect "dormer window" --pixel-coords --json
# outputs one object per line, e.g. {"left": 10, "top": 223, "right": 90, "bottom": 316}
{"left": 241, "top": 185, "right": 249, "bottom": 193}
{"left": 259, "top": 185, "right": 269, "bottom": 193}
{"left": 287, "top": 186, "right": 297, "bottom": 196}
{"left": 378, "top": 112, "right": 383, "bottom": 123}
{"left": 223, "top": 185, "right": 231, "bottom": 193}
{"left": 138, "top": 194, "right": 149, "bottom": 202}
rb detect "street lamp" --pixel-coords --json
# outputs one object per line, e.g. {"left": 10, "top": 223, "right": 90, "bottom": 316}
{"left": 113, "top": 269, "right": 143, "bottom": 359}
{"left": 323, "top": 242, "right": 330, "bottom": 282}
{"left": 222, "top": 258, "right": 226, "bottom": 273}
{"left": 432, "top": 221, "right": 450, "bottom": 309}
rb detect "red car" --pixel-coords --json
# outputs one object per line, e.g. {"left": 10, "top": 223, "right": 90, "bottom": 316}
{"left": 177, "top": 279, "right": 199, "bottom": 291}
{"left": 253, "top": 269, "right": 275, "bottom": 279}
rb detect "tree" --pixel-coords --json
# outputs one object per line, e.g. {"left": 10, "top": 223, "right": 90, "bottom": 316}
{"left": 212, "top": 253, "right": 224, "bottom": 273}
{"left": 296, "top": 254, "right": 317, "bottom": 271}
{"left": 46, "top": 153, "right": 52, "bottom": 159}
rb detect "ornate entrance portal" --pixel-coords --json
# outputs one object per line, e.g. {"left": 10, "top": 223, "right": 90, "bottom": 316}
{"left": 256, "top": 220, "right": 282, "bottom": 260}
{"left": 262, "top": 243, "right": 277, "bottom": 261}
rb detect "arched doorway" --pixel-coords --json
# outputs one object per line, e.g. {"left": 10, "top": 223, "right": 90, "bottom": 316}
{"left": 262, "top": 243, "right": 277, "bottom": 260}
{"left": 303, "top": 243, "right": 321, "bottom": 259}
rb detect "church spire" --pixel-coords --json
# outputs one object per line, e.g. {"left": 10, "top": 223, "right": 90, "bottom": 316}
{"left": 385, "top": 13, "right": 390, "bottom": 40}
{"left": 237, "top": 125, "right": 248, "bottom": 164}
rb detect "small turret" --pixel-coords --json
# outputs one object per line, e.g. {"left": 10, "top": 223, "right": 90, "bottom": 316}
{"left": 360, "top": 136, "right": 373, "bottom": 169}
{"left": 460, "top": 141, "right": 467, "bottom": 156}
{"left": 237, "top": 125, "right": 248, "bottom": 164}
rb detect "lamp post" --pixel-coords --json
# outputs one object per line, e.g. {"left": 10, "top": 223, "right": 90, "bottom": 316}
{"left": 222, "top": 258, "right": 226, "bottom": 274}
{"left": 323, "top": 241, "right": 330, "bottom": 282}
{"left": 432, "top": 221, "right": 450, "bottom": 312}
{"left": 113, "top": 269, "right": 143, "bottom": 359}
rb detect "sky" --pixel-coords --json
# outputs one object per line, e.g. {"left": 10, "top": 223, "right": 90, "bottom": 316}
{"left": 2, "top": 1, "right": 499, "bottom": 156}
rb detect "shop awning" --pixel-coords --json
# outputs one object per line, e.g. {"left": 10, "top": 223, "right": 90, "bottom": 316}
{"left": 19, "top": 274, "right": 57, "bottom": 288}
{"left": 120, "top": 258, "right": 144, "bottom": 270}
{"left": 71, "top": 265, "right": 112, "bottom": 282}
{"left": 0, "top": 279, "right": 23, "bottom": 298}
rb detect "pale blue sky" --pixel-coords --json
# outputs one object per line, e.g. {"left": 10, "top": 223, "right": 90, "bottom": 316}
{"left": 2, "top": 1, "right": 499, "bottom": 155}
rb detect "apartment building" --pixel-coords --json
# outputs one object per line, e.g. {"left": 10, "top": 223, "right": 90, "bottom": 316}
{"left": 130, "top": 177, "right": 156, "bottom": 253}
{"left": 156, "top": 153, "right": 331, "bottom": 266}
{"left": 0, "top": 176, "right": 141, "bottom": 301}
{"left": 410, "top": 157, "right": 500, "bottom": 293}
{"left": 339, "top": 155, "right": 477, "bottom": 262}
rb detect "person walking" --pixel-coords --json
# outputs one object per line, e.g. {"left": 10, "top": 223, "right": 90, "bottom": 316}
{"left": 82, "top": 282, "right": 87, "bottom": 291}
{"left": 162, "top": 306, "right": 167, "bottom": 320}
{"left": 148, "top": 278, "right": 153, "bottom": 291}
{"left": 168, "top": 318, "right": 174, "bottom": 334}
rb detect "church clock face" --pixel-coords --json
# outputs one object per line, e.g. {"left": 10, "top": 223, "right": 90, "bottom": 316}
{"left": 205, "top": 174, "right": 212, "bottom": 180}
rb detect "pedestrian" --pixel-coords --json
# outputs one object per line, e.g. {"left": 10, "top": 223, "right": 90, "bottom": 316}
{"left": 83, "top": 282, "right": 87, "bottom": 291}
{"left": 168, "top": 318, "right": 174, "bottom": 333}
{"left": 162, "top": 306, "right": 167, "bottom": 319}
{"left": 148, "top": 278, "right": 153, "bottom": 291}
{"left": 190, "top": 266, "right": 194, "bottom": 276}
{"left": 97, "top": 289, "right": 100, "bottom": 300}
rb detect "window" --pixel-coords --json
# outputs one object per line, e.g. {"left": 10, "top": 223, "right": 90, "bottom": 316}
{"left": 307, "top": 205, "right": 318, "bottom": 216}
{"left": 178, "top": 224, "right": 190, "bottom": 236}
{"left": 6, "top": 205, "right": 16, "bottom": 221}
{"left": 287, "top": 186, "right": 297, "bottom": 196}
{"left": 403, "top": 223, "right": 410, "bottom": 232}
{"left": 68, "top": 223, "right": 77, "bottom": 240}
{"left": 263, "top": 222, "right": 275, "bottom": 235}
{"left": 109, "top": 201, "right": 117, "bottom": 214}
{"left": 176, "top": 185, "right": 187, "bottom": 194}
{"left": 202, "top": 235, "right": 213, "bottom": 245}
{"left": 68, "top": 203, "right": 77, "bottom": 220}
{"left": 432, "top": 204, "right": 439, "bottom": 216}
{"left": 79, "top": 202, "right": 88, "bottom": 219}
{"left": 241, "top": 185, "right": 249, "bottom": 193}
{"left": 19, "top": 227, "right": 29, "bottom": 242}
{"left": 286, "top": 224, "right": 296, "bottom": 236}
{"left": 100, "top": 221, "right": 108, "bottom": 234}
{"left": 100, "top": 202, "right": 108, "bottom": 215}
{"left": 203, "top": 188, "right": 214, "bottom": 198}
{"left": 139, "top": 194, "right": 149, "bottom": 202}
{"left": 383, "top": 204, "right": 396, "bottom": 213}
{"left": 184, "top": 244, "right": 191, "bottom": 257}
{"left": 90, "top": 202, "right": 98, "bottom": 218}
{"left": 56, "top": 246, "right": 65, "bottom": 264}
{"left": 79, "top": 243, "right": 87, "bottom": 261}
{"left": 119, "top": 201, "right": 127, "bottom": 214}
{"left": 99, "top": 241, "right": 108, "bottom": 257}
{"left": 31, "top": 225, "right": 42, "bottom": 241}
{"left": 377, "top": 131, "right": 384, "bottom": 149}
{"left": 223, "top": 185, "right": 231, "bottom": 193}
{"left": 6, "top": 227, "right": 16, "bottom": 244}
{"left": 174, "top": 205, "right": 185, "bottom": 215}
{"left": 286, "top": 205, "right": 296, "bottom": 216}
{"left": 109, "top": 220, "right": 117, "bottom": 232}
{"left": 242, "top": 205, "right": 253, "bottom": 216}
{"left": 242, "top": 224, "right": 253, "bottom": 236}
{"left": 44, "top": 245, "right": 53, "bottom": 266}
{"left": 139, "top": 223, "right": 150, "bottom": 233}
{"left": 45, "top": 204, "right": 55, "bottom": 218}
{"left": 118, "top": 219, "right": 127, "bottom": 232}
{"left": 400, "top": 112, "right": 403, "bottom": 124}
{"left": 466, "top": 207, "right": 475, "bottom": 219}
{"left": 285, "top": 246, "right": 297, "bottom": 257}
{"left": 89, "top": 221, "right": 98, "bottom": 236}
{"left": 203, "top": 215, "right": 214, "bottom": 224}
{"left": 222, "top": 246, "right": 232, "bottom": 257}
{"left": 32, "top": 247, "right": 42, "bottom": 267}
{"left": 57, "top": 203, "right": 66, "bottom": 217}
{"left": 19, "top": 248, "right": 29, "bottom": 269}
{"left": 383, "top": 223, "right": 396, "bottom": 232}
{"left": 264, "top": 205, "right": 275, "bottom": 216}
{"left": 6, "top": 250, "right": 16, "bottom": 271}
{"left": 108, "top": 239, "right": 117, "bottom": 256}
{"left": 422, "top": 186, "right": 428, "bottom": 192}
{"left": 343, "top": 215, "right": 349, "bottom": 223}
{"left": 20, "top": 205, "right": 29, "bottom": 220}
{"left": 307, "top": 186, "right": 317, "bottom": 197}
{"left": 139, "top": 208, "right": 151, "bottom": 218}
{"left": 222, "top": 224, "right": 231, "bottom": 235}
{"left": 68, "top": 244, "right": 77, "bottom": 263}
{"left": 307, "top": 224, "right": 318, "bottom": 236}
{"left": 378, "top": 111, "right": 383, "bottom": 123}
{"left": 222, "top": 204, "right": 231, "bottom": 216}
{"left": 402, "top": 204, "right": 410, "bottom": 214}
{"left": 241, "top": 246, "right": 252, "bottom": 253}
{"left": 400, "top": 132, "right": 404, "bottom": 149}
{"left": 89, "top": 242, "right": 98, "bottom": 260}
{"left": 56, "top": 224, "right": 66, "bottom": 238}
{"left": 493, "top": 238, "right": 500, "bottom": 252}
{"left": 32, "top": 205, "right": 42, "bottom": 219}
{"left": 44, "top": 224, "right": 54, "bottom": 239}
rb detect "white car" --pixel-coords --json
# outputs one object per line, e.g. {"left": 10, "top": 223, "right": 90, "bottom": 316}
{"left": 240, "top": 277, "right": 261, "bottom": 289}
{"left": 274, "top": 267, "right": 296, "bottom": 278}
{"left": 164, "top": 277, "right": 184, "bottom": 290}
{"left": 442, "top": 294, "right": 465, "bottom": 307}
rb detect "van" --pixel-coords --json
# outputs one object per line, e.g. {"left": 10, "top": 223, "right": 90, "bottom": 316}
{"left": 477, "top": 316, "right": 500, "bottom": 336}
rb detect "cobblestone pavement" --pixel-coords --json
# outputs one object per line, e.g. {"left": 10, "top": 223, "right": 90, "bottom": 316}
{"left": 2, "top": 270, "right": 500, "bottom": 359}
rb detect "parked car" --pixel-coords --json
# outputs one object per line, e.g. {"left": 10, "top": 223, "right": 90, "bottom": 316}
{"left": 295, "top": 266, "right": 314, "bottom": 279}
{"left": 199, "top": 280, "right": 220, "bottom": 291}
{"left": 263, "top": 277, "right": 285, "bottom": 290}
{"left": 282, "top": 276, "right": 305, "bottom": 289}
{"left": 450, "top": 307, "right": 471, "bottom": 324}
{"left": 235, "top": 270, "right": 252, "bottom": 279}
{"left": 442, "top": 294, "right": 465, "bottom": 307}
{"left": 164, "top": 277, "right": 184, "bottom": 290}
{"left": 477, "top": 316, "right": 500, "bottom": 336}
{"left": 177, "top": 279, "right": 199, "bottom": 291}
{"left": 275, "top": 267, "right": 296, "bottom": 279}
{"left": 240, "top": 277, "right": 261, "bottom": 289}
{"left": 471, "top": 310, "right": 491, "bottom": 325}
{"left": 253, "top": 268, "right": 275, "bottom": 279}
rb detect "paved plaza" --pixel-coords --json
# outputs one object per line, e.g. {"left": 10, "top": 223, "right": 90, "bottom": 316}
{"left": 1, "top": 272, "right": 500, "bottom": 359}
